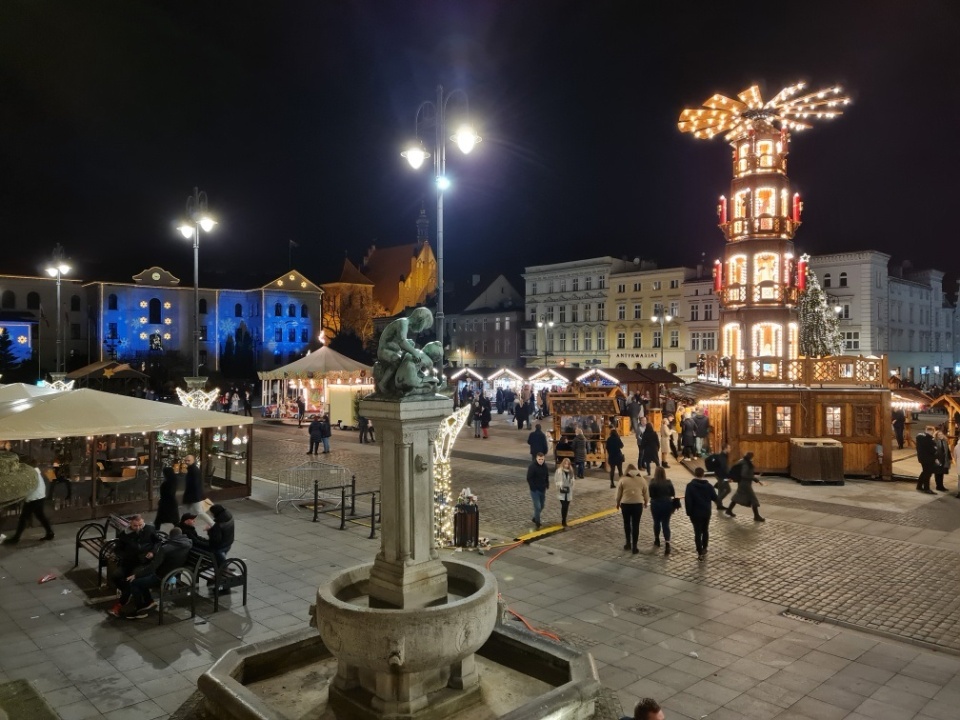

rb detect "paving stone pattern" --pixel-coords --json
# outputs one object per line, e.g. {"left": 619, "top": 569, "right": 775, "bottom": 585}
{"left": 762, "top": 492, "right": 960, "bottom": 532}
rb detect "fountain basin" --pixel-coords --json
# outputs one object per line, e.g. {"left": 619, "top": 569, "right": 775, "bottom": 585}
{"left": 314, "top": 559, "right": 498, "bottom": 675}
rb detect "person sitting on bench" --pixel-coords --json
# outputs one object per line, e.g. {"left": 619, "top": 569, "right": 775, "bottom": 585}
{"left": 108, "top": 515, "right": 159, "bottom": 617}
{"left": 126, "top": 527, "right": 193, "bottom": 618}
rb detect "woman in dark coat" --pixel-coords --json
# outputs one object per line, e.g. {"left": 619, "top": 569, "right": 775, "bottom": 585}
{"left": 480, "top": 396, "right": 492, "bottom": 439}
{"left": 639, "top": 423, "right": 660, "bottom": 476}
{"left": 726, "top": 452, "right": 765, "bottom": 521}
{"left": 648, "top": 466, "right": 676, "bottom": 555}
{"left": 154, "top": 466, "right": 180, "bottom": 530}
{"left": 605, "top": 428, "right": 625, "bottom": 488}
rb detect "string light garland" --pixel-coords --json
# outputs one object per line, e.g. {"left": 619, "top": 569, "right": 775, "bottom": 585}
{"left": 176, "top": 386, "right": 220, "bottom": 410}
{"left": 432, "top": 405, "right": 472, "bottom": 547}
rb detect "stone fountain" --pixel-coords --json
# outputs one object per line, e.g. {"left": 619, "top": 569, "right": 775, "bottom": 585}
{"left": 193, "top": 309, "right": 600, "bottom": 720}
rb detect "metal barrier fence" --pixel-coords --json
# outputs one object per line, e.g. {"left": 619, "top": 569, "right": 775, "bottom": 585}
{"left": 276, "top": 461, "right": 353, "bottom": 513}
{"left": 308, "top": 482, "right": 380, "bottom": 538}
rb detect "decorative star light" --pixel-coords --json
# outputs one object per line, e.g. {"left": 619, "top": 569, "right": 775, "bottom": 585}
{"left": 433, "top": 405, "right": 472, "bottom": 547}
{"left": 49, "top": 379, "right": 75, "bottom": 392}
{"left": 678, "top": 82, "right": 851, "bottom": 141}
{"left": 176, "top": 386, "right": 220, "bottom": 410}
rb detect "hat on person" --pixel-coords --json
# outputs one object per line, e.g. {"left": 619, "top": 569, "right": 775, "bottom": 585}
{"left": 169, "top": 527, "right": 183, "bottom": 538}
{"left": 180, "top": 513, "right": 197, "bottom": 522}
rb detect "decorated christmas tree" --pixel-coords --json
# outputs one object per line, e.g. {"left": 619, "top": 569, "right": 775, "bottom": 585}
{"left": 798, "top": 259, "right": 843, "bottom": 357}
{"left": 0, "top": 328, "right": 21, "bottom": 376}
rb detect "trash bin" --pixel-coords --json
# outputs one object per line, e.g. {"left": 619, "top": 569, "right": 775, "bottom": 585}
{"left": 453, "top": 504, "right": 479, "bottom": 547}
{"left": 789, "top": 438, "right": 844, "bottom": 484}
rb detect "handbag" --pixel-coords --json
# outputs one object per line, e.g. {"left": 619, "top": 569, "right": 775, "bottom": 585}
{"left": 671, "top": 497, "right": 682, "bottom": 511}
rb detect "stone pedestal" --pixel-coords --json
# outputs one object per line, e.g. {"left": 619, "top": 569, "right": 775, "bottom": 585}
{"left": 184, "top": 376, "right": 209, "bottom": 390}
{"left": 360, "top": 395, "right": 449, "bottom": 610}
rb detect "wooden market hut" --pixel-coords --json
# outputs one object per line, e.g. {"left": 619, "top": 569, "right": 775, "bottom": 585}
{"left": 66, "top": 360, "right": 149, "bottom": 394}
{"left": 0, "top": 388, "right": 252, "bottom": 527}
{"left": 575, "top": 367, "right": 683, "bottom": 410}
{"left": 546, "top": 384, "right": 628, "bottom": 468}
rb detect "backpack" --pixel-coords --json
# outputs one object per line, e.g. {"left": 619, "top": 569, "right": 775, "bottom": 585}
{"left": 705, "top": 454, "right": 720, "bottom": 472}
{"left": 728, "top": 460, "right": 743, "bottom": 481}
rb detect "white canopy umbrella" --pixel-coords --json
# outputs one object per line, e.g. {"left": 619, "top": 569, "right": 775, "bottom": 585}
{"left": 0, "top": 383, "right": 61, "bottom": 402}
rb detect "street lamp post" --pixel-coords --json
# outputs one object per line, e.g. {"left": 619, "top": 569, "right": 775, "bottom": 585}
{"left": 177, "top": 187, "right": 216, "bottom": 378}
{"left": 45, "top": 244, "right": 71, "bottom": 374}
{"left": 402, "top": 85, "right": 481, "bottom": 369}
{"left": 651, "top": 313, "right": 674, "bottom": 369}
{"left": 537, "top": 315, "right": 554, "bottom": 368}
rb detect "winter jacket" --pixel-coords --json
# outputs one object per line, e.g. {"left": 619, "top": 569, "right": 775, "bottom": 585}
{"left": 526, "top": 460, "right": 550, "bottom": 492}
{"left": 639, "top": 425, "right": 660, "bottom": 463}
{"left": 308, "top": 420, "right": 323, "bottom": 440}
{"left": 684, "top": 478, "right": 718, "bottom": 518}
{"left": 115, "top": 525, "right": 160, "bottom": 567}
{"left": 527, "top": 429, "right": 549, "bottom": 456}
{"left": 133, "top": 534, "right": 193, "bottom": 579}
{"left": 616, "top": 471, "right": 649, "bottom": 507}
{"left": 207, "top": 505, "right": 235, "bottom": 555}
{"left": 320, "top": 419, "right": 332, "bottom": 438}
{"left": 605, "top": 431, "right": 624, "bottom": 464}
{"left": 182, "top": 463, "right": 204, "bottom": 504}
{"left": 155, "top": 468, "right": 181, "bottom": 526}
{"left": 555, "top": 468, "right": 575, "bottom": 501}
{"left": 648, "top": 477, "right": 676, "bottom": 502}
{"left": 572, "top": 434, "right": 588, "bottom": 463}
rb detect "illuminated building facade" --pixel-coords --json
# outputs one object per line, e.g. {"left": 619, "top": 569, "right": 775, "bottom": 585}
{"left": 0, "top": 274, "right": 87, "bottom": 371}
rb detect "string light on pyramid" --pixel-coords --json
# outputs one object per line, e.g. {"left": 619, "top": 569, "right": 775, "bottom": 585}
{"left": 678, "top": 82, "right": 850, "bottom": 141}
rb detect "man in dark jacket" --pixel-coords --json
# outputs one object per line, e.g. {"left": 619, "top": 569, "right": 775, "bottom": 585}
{"left": 891, "top": 409, "right": 906, "bottom": 449}
{"left": 526, "top": 453, "right": 549, "bottom": 529}
{"left": 320, "top": 414, "right": 333, "bottom": 454}
{"left": 207, "top": 504, "right": 235, "bottom": 566}
{"left": 307, "top": 417, "right": 323, "bottom": 455}
{"left": 127, "top": 527, "right": 194, "bottom": 617}
{"left": 916, "top": 425, "right": 938, "bottom": 494}
{"left": 684, "top": 468, "right": 718, "bottom": 562}
{"left": 178, "top": 513, "right": 207, "bottom": 548}
{"left": 693, "top": 411, "right": 710, "bottom": 456}
{"left": 108, "top": 515, "right": 159, "bottom": 617}
{"left": 527, "top": 424, "right": 549, "bottom": 462}
{"left": 705, "top": 444, "right": 731, "bottom": 510}
{"left": 182, "top": 454, "right": 213, "bottom": 525}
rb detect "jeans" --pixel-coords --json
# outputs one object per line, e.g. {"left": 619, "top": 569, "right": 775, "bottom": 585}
{"left": 529, "top": 489, "right": 546, "bottom": 525}
{"left": 620, "top": 503, "right": 643, "bottom": 549}
{"left": 474, "top": 418, "right": 482, "bottom": 437}
{"left": 13, "top": 499, "right": 53, "bottom": 539}
{"left": 308, "top": 440, "right": 320, "bottom": 454}
{"left": 560, "top": 500, "right": 570, "bottom": 525}
{"left": 609, "top": 460, "right": 623, "bottom": 484}
{"left": 130, "top": 573, "right": 159, "bottom": 607}
{"left": 691, "top": 515, "right": 710, "bottom": 555}
{"left": 650, "top": 499, "right": 672, "bottom": 542}
{"left": 715, "top": 479, "right": 731, "bottom": 507}
{"left": 575, "top": 460, "right": 585, "bottom": 478}
{"left": 321, "top": 437, "right": 330, "bottom": 453}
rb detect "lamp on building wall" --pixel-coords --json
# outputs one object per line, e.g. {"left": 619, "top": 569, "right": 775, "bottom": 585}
{"left": 44, "top": 243, "right": 71, "bottom": 374}
{"left": 402, "top": 85, "right": 481, "bottom": 369}
{"left": 651, "top": 313, "right": 674, "bottom": 368}
{"left": 177, "top": 187, "right": 216, "bottom": 378}
{"left": 537, "top": 314, "right": 554, "bottom": 368}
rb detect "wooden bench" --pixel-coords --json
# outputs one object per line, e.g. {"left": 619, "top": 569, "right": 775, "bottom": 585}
{"left": 73, "top": 514, "right": 131, "bottom": 585}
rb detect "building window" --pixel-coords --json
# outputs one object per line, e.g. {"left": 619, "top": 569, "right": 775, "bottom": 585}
{"left": 690, "top": 304, "right": 699, "bottom": 321}
{"left": 597, "top": 302, "right": 605, "bottom": 321}
{"left": 583, "top": 305, "right": 592, "bottom": 321}
{"left": 235, "top": 303, "right": 243, "bottom": 317}
{"left": 617, "top": 332, "right": 626, "bottom": 349}
{"left": 571, "top": 305, "right": 579, "bottom": 322}
{"left": 287, "top": 304, "right": 295, "bottom": 317}
{"left": 653, "top": 302, "right": 663, "bottom": 317}
{"left": 690, "top": 332, "right": 701, "bottom": 351}
{"left": 571, "top": 331, "right": 578, "bottom": 351}
{"left": 274, "top": 327, "right": 283, "bottom": 342}
{"left": 633, "top": 331, "right": 642, "bottom": 348}
{"left": 108, "top": 293, "right": 118, "bottom": 311}
{"left": 274, "top": 351, "right": 282, "bottom": 365}
{"left": 301, "top": 304, "right": 309, "bottom": 318}
{"left": 108, "top": 322, "right": 118, "bottom": 340}
{"left": 149, "top": 298, "right": 161, "bottom": 324}
{"left": 702, "top": 332, "right": 717, "bottom": 351}
{"left": 617, "top": 304, "right": 626, "bottom": 320}
{"left": 598, "top": 275, "right": 606, "bottom": 289}
{"left": 287, "top": 328, "right": 295, "bottom": 342}
{"left": 633, "top": 304, "right": 642, "bottom": 320}
{"left": 585, "top": 276, "right": 592, "bottom": 290}
{"left": 825, "top": 406, "right": 842, "bottom": 435}
{"left": 746, "top": 405, "right": 763, "bottom": 434}
{"left": 559, "top": 279, "right": 566, "bottom": 292}
{"left": 617, "top": 283, "right": 626, "bottom": 293}
{"left": 596, "top": 330, "right": 606, "bottom": 351}
{"left": 495, "top": 317, "right": 501, "bottom": 331}
{"left": 300, "top": 328, "right": 308, "bottom": 342}
{"left": 473, "top": 340, "right": 480, "bottom": 353}
{"left": 839, "top": 272, "right": 848, "bottom": 288}
{"left": 855, "top": 406, "right": 874, "bottom": 435}
{"left": 572, "top": 278, "right": 579, "bottom": 291}
{"left": 505, "top": 338, "right": 510, "bottom": 353}
{"left": 776, "top": 406, "right": 792, "bottom": 434}
{"left": 546, "top": 307, "right": 554, "bottom": 322}
{"left": 70, "top": 323, "right": 81, "bottom": 340}
{"left": 670, "top": 301, "right": 680, "bottom": 316}
{"left": 531, "top": 282, "right": 537, "bottom": 295}
{"left": 199, "top": 325, "right": 207, "bottom": 341}
{"left": 24, "top": 292, "right": 39, "bottom": 310}
{"left": 670, "top": 329, "right": 679, "bottom": 348}
{"left": 633, "top": 282, "right": 642, "bottom": 291}
{"left": 199, "top": 350, "right": 208, "bottom": 366}
{"left": 670, "top": 279, "right": 679, "bottom": 289}
{"left": 274, "top": 303, "right": 282, "bottom": 317}
{"left": 703, "top": 303, "right": 713, "bottom": 320}
{"left": 823, "top": 273, "right": 832, "bottom": 288}
{"left": 505, "top": 317, "right": 510, "bottom": 330}
{"left": 584, "top": 331, "right": 592, "bottom": 351}
{"left": 653, "top": 330, "right": 662, "bottom": 348}
{"left": 558, "top": 306, "right": 566, "bottom": 323}
{"left": 482, "top": 318, "right": 488, "bottom": 331}
{"left": 840, "top": 304, "right": 850, "bottom": 319}
{"left": 844, "top": 331, "right": 860, "bottom": 350}
{"left": 557, "top": 332, "right": 565, "bottom": 351}
{"left": 652, "top": 281, "right": 661, "bottom": 290}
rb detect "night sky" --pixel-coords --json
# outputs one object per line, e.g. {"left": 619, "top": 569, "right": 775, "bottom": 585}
{"left": 2, "top": 1, "right": 958, "bottom": 294}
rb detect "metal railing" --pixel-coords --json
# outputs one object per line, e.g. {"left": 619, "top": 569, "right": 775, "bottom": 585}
{"left": 697, "top": 353, "right": 887, "bottom": 387}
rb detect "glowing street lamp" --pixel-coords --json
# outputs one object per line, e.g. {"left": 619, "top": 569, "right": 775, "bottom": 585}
{"left": 44, "top": 244, "right": 71, "bottom": 374}
{"left": 402, "top": 85, "right": 481, "bottom": 368}
{"left": 537, "top": 315, "right": 554, "bottom": 368}
{"left": 651, "top": 314, "right": 674, "bottom": 368}
{"left": 177, "top": 187, "right": 216, "bottom": 378}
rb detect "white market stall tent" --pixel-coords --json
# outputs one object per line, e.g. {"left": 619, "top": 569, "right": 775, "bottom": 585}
{"left": 0, "top": 382, "right": 59, "bottom": 402}
{"left": 258, "top": 345, "right": 374, "bottom": 425}
{"left": 0, "top": 388, "right": 252, "bottom": 527}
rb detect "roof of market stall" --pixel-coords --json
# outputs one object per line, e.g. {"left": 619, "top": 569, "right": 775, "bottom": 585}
{"left": 257, "top": 345, "right": 373, "bottom": 381}
{"left": 0, "top": 383, "right": 59, "bottom": 402}
{"left": 0, "top": 388, "right": 251, "bottom": 441}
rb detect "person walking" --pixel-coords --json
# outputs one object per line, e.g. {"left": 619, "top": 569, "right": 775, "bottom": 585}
{"left": 358, "top": 416, "right": 369, "bottom": 444}
{"left": 705, "top": 443, "right": 731, "bottom": 510}
{"left": 296, "top": 395, "right": 306, "bottom": 427}
{"left": 639, "top": 421, "right": 660, "bottom": 477}
{"left": 526, "top": 453, "right": 549, "bottom": 529}
{"left": 915, "top": 425, "right": 938, "bottom": 494}
{"left": 319, "top": 414, "right": 332, "bottom": 453}
{"left": 572, "top": 427, "right": 588, "bottom": 478}
{"left": 242, "top": 389, "right": 252, "bottom": 417}
{"left": 934, "top": 429, "right": 950, "bottom": 491}
{"left": 307, "top": 416, "right": 323, "bottom": 455}
{"left": 685, "top": 467, "right": 718, "bottom": 561}
{"left": 555, "top": 458, "right": 575, "bottom": 527}
{"left": 693, "top": 409, "right": 710, "bottom": 456}
{"left": 2, "top": 457, "right": 55, "bottom": 544}
{"left": 892, "top": 408, "right": 906, "bottom": 449}
{"left": 648, "top": 466, "right": 676, "bottom": 555}
{"left": 473, "top": 397, "right": 483, "bottom": 438}
{"left": 480, "top": 395, "right": 491, "bottom": 439}
{"left": 659, "top": 415, "right": 674, "bottom": 469}
{"left": 154, "top": 466, "right": 180, "bottom": 530}
{"left": 182, "top": 454, "right": 214, "bottom": 526}
{"left": 606, "top": 427, "right": 625, "bottom": 488}
{"left": 615, "top": 464, "right": 649, "bottom": 554}
{"left": 680, "top": 412, "right": 697, "bottom": 459}
{"left": 725, "top": 451, "right": 765, "bottom": 521}
{"left": 527, "top": 423, "right": 549, "bottom": 464}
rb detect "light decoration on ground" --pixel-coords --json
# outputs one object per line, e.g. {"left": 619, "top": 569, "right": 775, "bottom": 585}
{"left": 49, "top": 379, "right": 75, "bottom": 392}
{"left": 176, "top": 386, "right": 220, "bottom": 410}
{"left": 678, "top": 82, "right": 850, "bottom": 140}
{"left": 432, "top": 405, "right": 472, "bottom": 547}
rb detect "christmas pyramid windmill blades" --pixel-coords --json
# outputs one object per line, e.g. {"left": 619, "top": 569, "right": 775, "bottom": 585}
{"left": 678, "top": 83, "right": 851, "bottom": 140}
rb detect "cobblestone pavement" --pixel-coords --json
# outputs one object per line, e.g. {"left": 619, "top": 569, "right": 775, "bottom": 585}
{"left": 256, "top": 419, "right": 960, "bottom": 654}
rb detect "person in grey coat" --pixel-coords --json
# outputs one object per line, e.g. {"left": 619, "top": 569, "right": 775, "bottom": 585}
{"left": 725, "top": 451, "right": 765, "bottom": 522}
